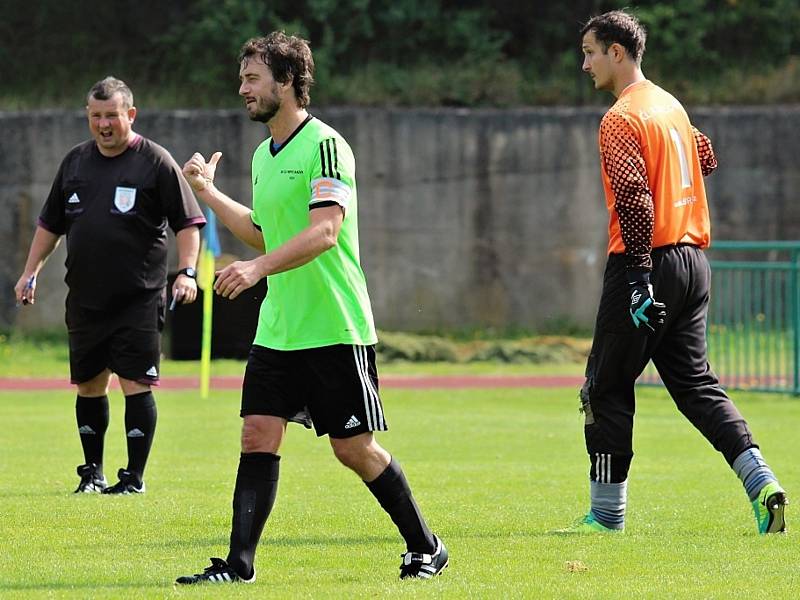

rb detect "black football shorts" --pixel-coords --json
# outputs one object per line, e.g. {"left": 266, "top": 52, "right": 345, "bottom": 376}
{"left": 66, "top": 290, "right": 165, "bottom": 385}
{"left": 241, "top": 344, "right": 388, "bottom": 438}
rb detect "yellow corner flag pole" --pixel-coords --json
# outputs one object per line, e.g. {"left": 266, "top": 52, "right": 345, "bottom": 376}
{"left": 198, "top": 210, "right": 222, "bottom": 400}
{"left": 199, "top": 244, "right": 215, "bottom": 400}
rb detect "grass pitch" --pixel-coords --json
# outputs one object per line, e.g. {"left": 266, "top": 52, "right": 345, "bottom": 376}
{"left": 1, "top": 384, "right": 798, "bottom": 598}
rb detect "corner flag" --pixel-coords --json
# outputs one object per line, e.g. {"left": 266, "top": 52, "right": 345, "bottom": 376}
{"left": 199, "top": 209, "right": 221, "bottom": 399}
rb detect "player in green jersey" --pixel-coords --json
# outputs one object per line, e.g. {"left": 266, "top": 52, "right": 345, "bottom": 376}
{"left": 176, "top": 32, "right": 448, "bottom": 585}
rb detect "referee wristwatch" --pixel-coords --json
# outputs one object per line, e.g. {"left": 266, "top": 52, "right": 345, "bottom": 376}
{"left": 177, "top": 267, "right": 197, "bottom": 279}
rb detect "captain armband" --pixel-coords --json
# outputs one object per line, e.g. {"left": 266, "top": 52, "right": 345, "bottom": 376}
{"left": 309, "top": 177, "right": 352, "bottom": 211}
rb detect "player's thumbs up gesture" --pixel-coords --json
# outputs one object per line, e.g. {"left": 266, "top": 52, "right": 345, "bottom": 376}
{"left": 183, "top": 151, "right": 223, "bottom": 192}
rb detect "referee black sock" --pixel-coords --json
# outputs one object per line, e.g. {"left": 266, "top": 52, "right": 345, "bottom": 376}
{"left": 75, "top": 395, "right": 109, "bottom": 475}
{"left": 365, "top": 457, "right": 435, "bottom": 553}
{"left": 227, "top": 452, "right": 280, "bottom": 579}
{"left": 124, "top": 391, "right": 157, "bottom": 482}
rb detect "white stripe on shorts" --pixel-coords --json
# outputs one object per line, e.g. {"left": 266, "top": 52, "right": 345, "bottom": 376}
{"left": 360, "top": 346, "right": 385, "bottom": 429}
{"left": 360, "top": 345, "right": 384, "bottom": 429}
{"left": 352, "top": 345, "right": 374, "bottom": 430}
{"left": 352, "top": 345, "right": 384, "bottom": 430}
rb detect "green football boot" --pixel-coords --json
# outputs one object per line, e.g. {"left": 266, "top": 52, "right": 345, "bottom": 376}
{"left": 752, "top": 481, "right": 788, "bottom": 534}
{"left": 553, "top": 512, "right": 624, "bottom": 534}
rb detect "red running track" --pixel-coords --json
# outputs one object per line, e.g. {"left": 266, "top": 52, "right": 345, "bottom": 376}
{"left": 0, "top": 374, "right": 583, "bottom": 391}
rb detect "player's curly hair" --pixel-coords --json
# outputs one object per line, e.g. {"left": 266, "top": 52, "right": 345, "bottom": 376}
{"left": 239, "top": 32, "right": 315, "bottom": 108}
{"left": 581, "top": 10, "right": 647, "bottom": 65}
{"left": 87, "top": 76, "right": 134, "bottom": 108}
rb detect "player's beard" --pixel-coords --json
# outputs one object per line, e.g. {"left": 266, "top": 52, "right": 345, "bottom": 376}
{"left": 249, "top": 91, "right": 281, "bottom": 123}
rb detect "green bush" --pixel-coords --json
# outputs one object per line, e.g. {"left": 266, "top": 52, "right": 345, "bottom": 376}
{"left": 376, "top": 331, "right": 591, "bottom": 364}
{"left": 2, "top": 1, "right": 799, "bottom": 108}
{"left": 376, "top": 331, "right": 459, "bottom": 362}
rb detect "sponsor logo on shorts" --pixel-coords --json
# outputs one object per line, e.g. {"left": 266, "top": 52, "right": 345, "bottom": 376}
{"left": 344, "top": 415, "right": 361, "bottom": 429}
{"left": 68, "top": 193, "right": 80, "bottom": 204}
{"left": 146, "top": 366, "right": 158, "bottom": 377}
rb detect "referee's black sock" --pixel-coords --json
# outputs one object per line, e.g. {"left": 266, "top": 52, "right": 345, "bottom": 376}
{"left": 365, "top": 457, "right": 435, "bottom": 553}
{"left": 76, "top": 395, "right": 109, "bottom": 476}
{"left": 227, "top": 452, "right": 280, "bottom": 579}
{"left": 124, "top": 391, "right": 157, "bottom": 483}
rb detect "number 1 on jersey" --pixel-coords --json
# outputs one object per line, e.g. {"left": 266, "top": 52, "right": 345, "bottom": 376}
{"left": 669, "top": 127, "right": 692, "bottom": 189}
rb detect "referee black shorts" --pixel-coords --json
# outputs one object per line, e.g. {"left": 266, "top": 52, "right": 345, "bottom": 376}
{"left": 66, "top": 290, "right": 165, "bottom": 385}
{"left": 241, "top": 344, "right": 388, "bottom": 439}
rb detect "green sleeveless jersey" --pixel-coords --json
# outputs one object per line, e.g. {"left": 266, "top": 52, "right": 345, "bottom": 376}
{"left": 250, "top": 116, "right": 377, "bottom": 350}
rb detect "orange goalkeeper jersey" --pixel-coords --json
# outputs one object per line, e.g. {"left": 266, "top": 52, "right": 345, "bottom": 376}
{"left": 598, "top": 79, "right": 717, "bottom": 270}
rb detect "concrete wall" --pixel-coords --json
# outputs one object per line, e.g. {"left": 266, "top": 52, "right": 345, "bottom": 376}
{"left": 3, "top": 106, "right": 799, "bottom": 333}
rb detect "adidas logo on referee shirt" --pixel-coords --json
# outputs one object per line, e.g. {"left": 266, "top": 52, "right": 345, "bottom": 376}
{"left": 344, "top": 415, "right": 361, "bottom": 429}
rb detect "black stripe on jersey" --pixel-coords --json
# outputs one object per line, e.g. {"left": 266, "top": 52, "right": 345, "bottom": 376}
{"left": 330, "top": 139, "right": 341, "bottom": 179}
{"left": 325, "top": 139, "right": 334, "bottom": 178}
{"left": 319, "top": 138, "right": 341, "bottom": 181}
{"left": 319, "top": 141, "right": 330, "bottom": 177}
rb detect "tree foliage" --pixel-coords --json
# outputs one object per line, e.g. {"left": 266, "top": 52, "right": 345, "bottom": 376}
{"left": 1, "top": 0, "right": 798, "bottom": 107}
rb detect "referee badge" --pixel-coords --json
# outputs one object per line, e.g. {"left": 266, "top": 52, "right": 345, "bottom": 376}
{"left": 114, "top": 186, "right": 137, "bottom": 213}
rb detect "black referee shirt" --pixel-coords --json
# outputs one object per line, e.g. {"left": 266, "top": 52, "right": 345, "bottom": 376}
{"left": 38, "top": 135, "right": 205, "bottom": 310}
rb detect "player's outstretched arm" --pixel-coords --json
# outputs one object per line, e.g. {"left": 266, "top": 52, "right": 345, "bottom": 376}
{"left": 182, "top": 152, "right": 264, "bottom": 251}
{"left": 14, "top": 226, "right": 61, "bottom": 306}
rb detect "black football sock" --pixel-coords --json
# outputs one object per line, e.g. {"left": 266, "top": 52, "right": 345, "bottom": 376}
{"left": 75, "top": 395, "right": 109, "bottom": 476}
{"left": 365, "top": 457, "right": 435, "bottom": 553}
{"left": 124, "top": 391, "right": 157, "bottom": 483}
{"left": 227, "top": 452, "right": 281, "bottom": 579}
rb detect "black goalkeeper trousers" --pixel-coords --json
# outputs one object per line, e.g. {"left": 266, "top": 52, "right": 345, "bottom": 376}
{"left": 581, "top": 244, "right": 756, "bottom": 484}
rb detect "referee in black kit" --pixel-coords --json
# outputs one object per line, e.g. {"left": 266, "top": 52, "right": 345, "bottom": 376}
{"left": 15, "top": 76, "right": 205, "bottom": 495}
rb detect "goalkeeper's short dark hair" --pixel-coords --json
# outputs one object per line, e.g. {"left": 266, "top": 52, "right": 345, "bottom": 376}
{"left": 581, "top": 10, "right": 647, "bottom": 65}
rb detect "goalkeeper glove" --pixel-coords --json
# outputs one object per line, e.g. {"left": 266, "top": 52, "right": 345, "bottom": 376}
{"left": 627, "top": 271, "right": 666, "bottom": 332}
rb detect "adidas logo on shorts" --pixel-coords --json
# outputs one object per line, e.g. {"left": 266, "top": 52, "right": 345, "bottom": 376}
{"left": 344, "top": 415, "right": 361, "bottom": 429}
{"left": 146, "top": 366, "right": 158, "bottom": 377}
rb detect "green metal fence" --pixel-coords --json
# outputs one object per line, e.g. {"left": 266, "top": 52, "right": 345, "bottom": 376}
{"left": 640, "top": 241, "right": 800, "bottom": 395}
